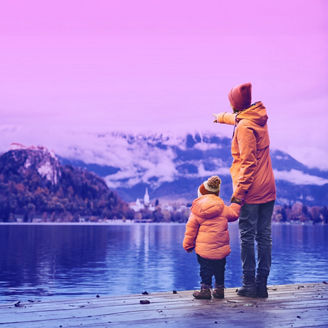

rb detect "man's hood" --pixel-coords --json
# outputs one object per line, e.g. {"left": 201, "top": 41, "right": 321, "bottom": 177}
{"left": 236, "top": 101, "right": 268, "bottom": 126}
{"left": 191, "top": 194, "right": 224, "bottom": 219}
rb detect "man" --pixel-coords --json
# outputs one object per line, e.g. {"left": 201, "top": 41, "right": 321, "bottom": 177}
{"left": 214, "top": 82, "right": 276, "bottom": 298}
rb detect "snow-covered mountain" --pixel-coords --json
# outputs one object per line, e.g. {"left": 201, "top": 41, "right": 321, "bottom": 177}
{"left": 58, "top": 131, "right": 328, "bottom": 206}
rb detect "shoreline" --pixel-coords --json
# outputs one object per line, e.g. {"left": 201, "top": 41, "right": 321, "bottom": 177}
{"left": 0, "top": 220, "right": 182, "bottom": 226}
{"left": 0, "top": 221, "right": 326, "bottom": 226}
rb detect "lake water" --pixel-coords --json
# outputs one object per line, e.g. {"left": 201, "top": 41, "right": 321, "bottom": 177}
{"left": 0, "top": 223, "right": 327, "bottom": 304}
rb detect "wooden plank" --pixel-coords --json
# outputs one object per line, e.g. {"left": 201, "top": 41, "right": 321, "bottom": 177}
{"left": 0, "top": 288, "right": 326, "bottom": 315}
{"left": 0, "top": 292, "right": 326, "bottom": 316}
{"left": 0, "top": 283, "right": 327, "bottom": 328}
{"left": 0, "top": 282, "right": 323, "bottom": 311}
{"left": 1, "top": 304, "right": 327, "bottom": 328}
{"left": 1, "top": 282, "right": 324, "bottom": 312}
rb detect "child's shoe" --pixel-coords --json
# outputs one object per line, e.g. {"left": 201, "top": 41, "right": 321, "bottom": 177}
{"left": 193, "top": 284, "right": 212, "bottom": 299}
{"left": 212, "top": 284, "right": 224, "bottom": 299}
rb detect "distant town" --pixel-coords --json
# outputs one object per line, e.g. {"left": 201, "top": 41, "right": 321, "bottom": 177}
{"left": 2, "top": 187, "right": 328, "bottom": 225}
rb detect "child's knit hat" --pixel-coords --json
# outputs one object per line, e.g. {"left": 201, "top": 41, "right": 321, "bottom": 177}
{"left": 228, "top": 82, "right": 252, "bottom": 111}
{"left": 198, "top": 176, "right": 221, "bottom": 197}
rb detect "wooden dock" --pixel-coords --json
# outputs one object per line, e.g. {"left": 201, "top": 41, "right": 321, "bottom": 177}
{"left": 0, "top": 283, "right": 327, "bottom": 328}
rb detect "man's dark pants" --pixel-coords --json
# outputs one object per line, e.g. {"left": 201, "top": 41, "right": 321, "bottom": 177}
{"left": 239, "top": 200, "right": 275, "bottom": 280}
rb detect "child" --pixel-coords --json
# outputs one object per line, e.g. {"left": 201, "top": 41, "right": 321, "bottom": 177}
{"left": 183, "top": 176, "right": 241, "bottom": 299}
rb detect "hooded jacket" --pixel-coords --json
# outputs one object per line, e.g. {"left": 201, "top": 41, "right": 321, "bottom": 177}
{"left": 183, "top": 194, "right": 240, "bottom": 260}
{"left": 218, "top": 101, "right": 276, "bottom": 204}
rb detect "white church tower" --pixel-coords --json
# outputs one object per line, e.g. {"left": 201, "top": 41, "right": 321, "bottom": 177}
{"left": 144, "top": 188, "right": 150, "bottom": 207}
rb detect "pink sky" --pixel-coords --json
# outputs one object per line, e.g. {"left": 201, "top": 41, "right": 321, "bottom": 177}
{"left": 0, "top": 0, "right": 328, "bottom": 168}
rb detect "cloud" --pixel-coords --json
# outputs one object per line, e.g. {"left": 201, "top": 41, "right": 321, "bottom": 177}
{"left": 274, "top": 169, "right": 328, "bottom": 186}
{"left": 198, "top": 163, "right": 230, "bottom": 177}
{"left": 1, "top": 125, "right": 328, "bottom": 189}
{"left": 283, "top": 147, "right": 328, "bottom": 171}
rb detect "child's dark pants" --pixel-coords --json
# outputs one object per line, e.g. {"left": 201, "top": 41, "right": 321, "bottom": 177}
{"left": 197, "top": 254, "right": 226, "bottom": 287}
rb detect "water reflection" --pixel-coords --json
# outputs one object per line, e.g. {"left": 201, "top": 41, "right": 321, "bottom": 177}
{"left": 0, "top": 223, "right": 327, "bottom": 303}
{"left": 270, "top": 224, "right": 328, "bottom": 284}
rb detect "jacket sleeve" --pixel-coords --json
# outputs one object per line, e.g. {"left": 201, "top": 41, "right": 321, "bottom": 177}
{"left": 224, "top": 203, "right": 241, "bottom": 222}
{"left": 233, "top": 124, "right": 257, "bottom": 200}
{"left": 217, "top": 112, "right": 236, "bottom": 126}
{"left": 183, "top": 213, "right": 200, "bottom": 251}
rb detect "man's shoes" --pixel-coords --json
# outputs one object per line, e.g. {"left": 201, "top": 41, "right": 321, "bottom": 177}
{"left": 237, "top": 285, "right": 257, "bottom": 298}
{"left": 237, "top": 275, "right": 257, "bottom": 298}
{"left": 256, "top": 274, "right": 269, "bottom": 298}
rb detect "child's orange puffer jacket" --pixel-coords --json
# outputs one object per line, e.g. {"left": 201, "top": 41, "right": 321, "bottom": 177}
{"left": 183, "top": 194, "right": 240, "bottom": 260}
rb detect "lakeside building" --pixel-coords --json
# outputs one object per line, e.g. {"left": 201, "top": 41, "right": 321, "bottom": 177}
{"left": 130, "top": 188, "right": 156, "bottom": 212}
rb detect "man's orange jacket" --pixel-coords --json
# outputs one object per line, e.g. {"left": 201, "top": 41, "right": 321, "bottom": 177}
{"left": 218, "top": 101, "right": 276, "bottom": 204}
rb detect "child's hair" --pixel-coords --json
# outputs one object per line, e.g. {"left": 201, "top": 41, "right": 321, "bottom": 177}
{"left": 198, "top": 176, "right": 221, "bottom": 197}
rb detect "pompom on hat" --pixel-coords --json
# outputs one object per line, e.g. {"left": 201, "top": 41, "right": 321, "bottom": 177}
{"left": 198, "top": 176, "right": 221, "bottom": 198}
{"left": 228, "top": 82, "right": 252, "bottom": 112}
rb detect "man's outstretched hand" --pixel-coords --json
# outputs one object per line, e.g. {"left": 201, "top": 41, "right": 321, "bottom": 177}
{"left": 213, "top": 113, "right": 219, "bottom": 123}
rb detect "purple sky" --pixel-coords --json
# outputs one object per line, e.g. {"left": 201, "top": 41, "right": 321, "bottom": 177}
{"left": 1, "top": 0, "right": 328, "bottom": 168}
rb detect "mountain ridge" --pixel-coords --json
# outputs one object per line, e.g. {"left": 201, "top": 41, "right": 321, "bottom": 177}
{"left": 57, "top": 132, "right": 328, "bottom": 206}
{"left": 0, "top": 145, "right": 132, "bottom": 221}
